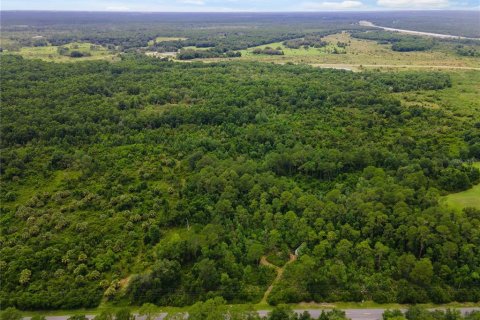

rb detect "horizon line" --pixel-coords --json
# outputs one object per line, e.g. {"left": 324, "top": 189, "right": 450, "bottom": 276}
{"left": 1, "top": 9, "right": 479, "bottom": 13}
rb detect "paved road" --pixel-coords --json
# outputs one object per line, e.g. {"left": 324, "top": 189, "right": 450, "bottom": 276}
{"left": 259, "top": 308, "right": 480, "bottom": 320}
{"left": 22, "top": 307, "right": 480, "bottom": 320}
{"left": 359, "top": 21, "right": 480, "bottom": 40}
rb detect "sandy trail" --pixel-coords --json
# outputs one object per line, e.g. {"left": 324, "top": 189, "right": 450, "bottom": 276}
{"left": 260, "top": 253, "right": 297, "bottom": 304}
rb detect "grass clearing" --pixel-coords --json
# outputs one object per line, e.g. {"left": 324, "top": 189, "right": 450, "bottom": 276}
{"left": 442, "top": 162, "right": 480, "bottom": 211}
{"left": 14, "top": 42, "right": 118, "bottom": 62}
{"left": 396, "top": 71, "right": 480, "bottom": 117}
{"left": 240, "top": 40, "right": 345, "bottom": 57}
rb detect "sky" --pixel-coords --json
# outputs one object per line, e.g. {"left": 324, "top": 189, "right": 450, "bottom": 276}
{"left": 2, "top": 0, "right": 480, "bottom": 11}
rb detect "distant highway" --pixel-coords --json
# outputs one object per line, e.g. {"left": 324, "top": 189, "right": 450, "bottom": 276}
{"left": 22, "top": 307, "right": 480, "bottom": 320}
{"left": 359, "top": 20, "right": 480, "bottom": 40}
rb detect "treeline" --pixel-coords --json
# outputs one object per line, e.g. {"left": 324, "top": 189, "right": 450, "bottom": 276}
{"left": 392, "top": 39, "right": 435, "bottom": 52}
{"left": 351, "top": 30, "right": 435, "bottom": 52}
{"left": 283, "top": 36, "right": 328, "bottom": 49}
{"left": 252, "top": 47, "right": 284, "bottom": 55}
{"left": 2, "top": 303, "right": 480, "bottom": 320}
{"left": 1, "top": 55, "right": 479, "bottom": 309}
{"left": 57, "top": 46, "right": 96, "bottom": 58}
{"left": 177, "top": 48, "right": 241, "bottom": 60}
{"left": 455, "top": 45, "right": 480, "bottom": 57}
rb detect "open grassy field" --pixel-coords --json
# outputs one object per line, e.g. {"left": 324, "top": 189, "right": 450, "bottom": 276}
{"left": 395, "top": 71, "right": 480, "bottom": 118}
{"left": 240, "top": 40, "right": 345, "bottom": 57}
{"left": 204, "top": 32, "right": 480, "bottom": 71}
{"left": 0, "top": 37, "right": 19, "bottom": 50}
{"left": 12, "top": 42, "right": 118, "bottom": 62}
{"left": 443, "top": 162, "right": 480, "bottom": 211}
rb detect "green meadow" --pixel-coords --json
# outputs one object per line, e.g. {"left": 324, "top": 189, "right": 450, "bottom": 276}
{"left": 15, "top": 42, "right": 117, "bottom": 62}
{"left": 443, "top": 162, "right": 480, "bottom": 211}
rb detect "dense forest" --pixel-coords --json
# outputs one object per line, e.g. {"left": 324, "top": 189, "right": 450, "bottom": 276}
{"left": 1, "top": 53, "right": 479, "bottom": 309}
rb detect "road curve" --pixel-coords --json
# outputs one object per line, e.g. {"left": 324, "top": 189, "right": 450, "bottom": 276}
{"left": 359, "top": 21, "right": 480, "bottom": 40}
{"left": 22, "top": 307, "right": 480, "bottom": 320}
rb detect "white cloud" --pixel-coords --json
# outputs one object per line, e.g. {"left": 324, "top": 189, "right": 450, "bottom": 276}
{"left": 177, "top": 0, "right": 206, "bottom": 5}
{"left": 377, "top": 0, "right": 449, "bottom": 8}
{"left": 301, "top": 0, "right": 364, "bottom": 10}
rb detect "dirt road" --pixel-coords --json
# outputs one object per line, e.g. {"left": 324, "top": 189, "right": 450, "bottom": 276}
{"left": 259, "top": 253, "right": 297, "bottom": 304}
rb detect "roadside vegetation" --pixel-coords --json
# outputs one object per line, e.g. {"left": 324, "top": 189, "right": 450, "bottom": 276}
{"left": 2, "top": 303, "right": 480, "bottom": 320}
